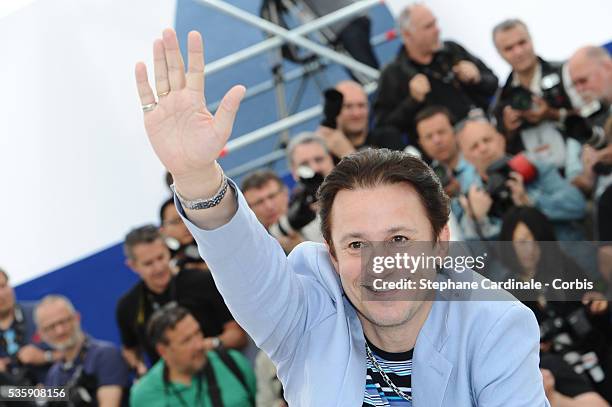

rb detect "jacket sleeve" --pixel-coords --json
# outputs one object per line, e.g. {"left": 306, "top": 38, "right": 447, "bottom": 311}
{"left": 177, "top": 182, "right": 336, "bottom": 364}
{"left": 528, "top": 162, "right": 587, "bottom": 221}
{"left": 373, "top": 63, "right": 422, "bottom": 132}
{"left": 448, "top": 41, "right": 499, "bottom": 100}
{"left": 472, "top": 304, "right": 550, "bottom": 406}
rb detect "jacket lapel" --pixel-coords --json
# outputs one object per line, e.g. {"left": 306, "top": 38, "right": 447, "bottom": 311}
{"left": 412, "top": 299, "right": 453, "bottom": 407}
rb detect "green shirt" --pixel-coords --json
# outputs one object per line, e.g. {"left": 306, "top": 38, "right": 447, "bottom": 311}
{"left": 130, "top": 350, "right": 256, "bottom": 407}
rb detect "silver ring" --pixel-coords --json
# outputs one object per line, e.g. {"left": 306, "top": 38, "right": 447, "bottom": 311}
{"left": 141, "top": 102, "right": 157, "bottom": 112}
{"left": 157, "top": 90, "right": 170, "bottom": 97}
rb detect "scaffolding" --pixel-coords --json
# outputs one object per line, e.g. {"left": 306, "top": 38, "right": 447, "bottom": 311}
{"left": 195, "top": 0, "right": 397, "bottom": 178}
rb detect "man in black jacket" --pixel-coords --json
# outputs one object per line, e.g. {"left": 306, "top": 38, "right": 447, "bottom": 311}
{"left": 372, "top": 4, "right": 498, "bottom": 148}
{"left": 491, "top": 19, "right": 583, "bottom": 183}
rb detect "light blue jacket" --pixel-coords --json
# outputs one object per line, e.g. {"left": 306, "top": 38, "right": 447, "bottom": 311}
{"left": 179, "top": 185, "right": 549, "bottom": 406}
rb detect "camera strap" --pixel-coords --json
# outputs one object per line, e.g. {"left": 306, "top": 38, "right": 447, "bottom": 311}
{"left": 163, "top": 363, "right": 207, "bottom": 407}
{"left": 0, "top": 305, "right": 27, "bottom": 356}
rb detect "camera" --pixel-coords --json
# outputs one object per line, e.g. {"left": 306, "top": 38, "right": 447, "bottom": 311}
{"left": 565, "top": 105, "right": 612, "bottom": 175}
{"left": 507, "top": 86, "right": 533, "bottom": 111}
{"left": 287, "top": 166, "right": 325, "bottom": 231}
{"left": 485, "top": 154, "right": 538, "bottom": 218}
{"left": 321, "top": 88, "right": 344, "bottom": 129}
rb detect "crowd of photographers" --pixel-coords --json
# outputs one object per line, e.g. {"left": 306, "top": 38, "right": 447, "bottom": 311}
{"left": 240, "top": 5, "right": 612, "bottom": 407}
{"left": 0, "top": 3, "right": 610, "bottom": 406}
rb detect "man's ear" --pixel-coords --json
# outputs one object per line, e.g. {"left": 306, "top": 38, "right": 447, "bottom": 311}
{"left": 156, "top": 343, "right": 167, "bottom": 359}
{"left": 125, "top": 259, "right": 138, "bottom": 274}
{"left": 435, "top": 223, "right": 451, "bottom": 258}
{"left": 324, "top": 242, "right": 339, "bottom": 274}
{"left": 439, "top": 223, "right": 450, "bottom": 242}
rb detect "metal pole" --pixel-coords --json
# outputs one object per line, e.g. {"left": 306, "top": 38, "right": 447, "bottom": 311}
{"left": 197, "top": 0, "right": 380, "bottom": 79}
{"left": 226, "top": 149, "right": 287, "bottom": 179}
{"left": 208, "top": 28, "right": 395, "bottom": 112}
{"left": 225, "top": 105, "right": 323, "bottom": 153}
{"left": 205, "top": 0, "right": 381, "bottom": 75}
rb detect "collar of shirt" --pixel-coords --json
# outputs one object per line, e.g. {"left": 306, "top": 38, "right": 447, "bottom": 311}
{"left": 512, "top": 61, "right": 543, "bottom": 96}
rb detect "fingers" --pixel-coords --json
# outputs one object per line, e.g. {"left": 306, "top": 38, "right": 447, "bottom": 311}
{"left": 153, "top": 39, "right": 170, "bottom": 97}
{"left": 213, "top": 85, "right": 246, "bottom": 141}
{"left": 162, "top": 28, "right": 186, "bottom": 90}
{"left": 186, "top": 31, "right": 205, "bottom": 94}
{"left": 135, "top": 62, "right": 156, "bottom": 107}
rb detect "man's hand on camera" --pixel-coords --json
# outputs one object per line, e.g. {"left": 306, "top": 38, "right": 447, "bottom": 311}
{"left": 522, "top": 96, "right": 558, "bottom": 124}
{"left": 443, "top": 177, "right": 461, "bottom": 198}
{"left": 507, "top": 172, "right": 532, "bottom": 206}
{"left": 16, "top": 344, "right": 46, "bottom": 365}
{"left": 135, "top": 29, "right": 245, "bottom": 228}
{"left": 452, "top": 60, "right": 480, "bottom": 84}
{"left": 459, "top": 186, "right": 492, "bottom": 221}
{"left": 317, "top": 126, "right": 355, "bottom": 158}
{"left": 503, "top": 105, "right": 523, "bottom": 132}
{"left": 409, "top": 74, "right": 431, "bottom": 103}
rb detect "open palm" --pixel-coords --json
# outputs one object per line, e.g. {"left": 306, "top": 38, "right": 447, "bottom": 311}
{"left": 135, "top": 29, "right": 244, "bottom": 182}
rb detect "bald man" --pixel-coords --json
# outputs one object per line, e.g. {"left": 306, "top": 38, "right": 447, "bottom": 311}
{"left": 318, "top": 80, "right": 411, "bottom": 156}
{"left": 373, "top": 4, "right": 497, "bottom": 145}
{"left": 455, "top": 118, "right": 586, "bottom": 241}
{"left": 568, "top": 46, "right": 612, "bottom": 104}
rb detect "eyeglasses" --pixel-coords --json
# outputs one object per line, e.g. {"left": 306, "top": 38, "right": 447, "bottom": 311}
{"left": 40, "top": 315, "right": 74, "bottom": 333}
{"left": 249, "top": 189, "right": 284, "bottom": 208}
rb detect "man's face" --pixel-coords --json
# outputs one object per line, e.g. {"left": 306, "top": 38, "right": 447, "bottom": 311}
{"left": 161, "top": 203, "right": 194, "bottom": 246}
{"left": 458, "top": 121, "right": 506, "bottom": 173}
{"left": 128, "top": 239, "right": 172, "bottom": 293}
{"left": 328, "top": 183, "right": 447, "bottom": 330}
{"left": 336, "top": 83, "right": 369, "bottom": 139}
{"left": 37, "top": 301, "right": 81, "bottom": 351}
{"left": 291, "top": 142, "right": 335, "bottom": 179}
{"left": 569, "top": 55, "right": 612, "bottom": 103}
{"left": 416, "top": 113, "right": 458, "bottom": 165}
{"left": 494, "top": 25, "right": 536, "bottom": 74}
{"left": 243, "top": 180, "right": 288, "bottom": 229}
{"left": 402, "top": 5, "right": 441, "bottom": 54}
{"left": 0, "top": 275, "right": 15, "bottom": 316}
{"left": 158, "top": 314, "right": 206, "bottom": 375}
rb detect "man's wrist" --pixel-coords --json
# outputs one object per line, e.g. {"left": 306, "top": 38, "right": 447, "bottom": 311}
{"left": 173, "top": 162, "right": 223, "bottom": 201}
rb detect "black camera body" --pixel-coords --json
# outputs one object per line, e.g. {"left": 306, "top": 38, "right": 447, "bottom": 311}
{"left": 485, "top": 155, "right": 538, "bottom": 218}
{"left": 321, "top": 88, "right": 344, "bottom": 129}
{"left": 287, "top": 167, "right": 324, "bottom": 231}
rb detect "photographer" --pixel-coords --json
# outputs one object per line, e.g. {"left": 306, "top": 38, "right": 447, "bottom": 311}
{"left": 159, "top": 197, "right": 208, "bottom": 272}
{"left": 373, "top": 4, "right": 498, "bottom": 146}
{"left": 36, "top": 295, "right": 128, "bottom": 407}
{"left": 130, "top": 304, "right": 255, "bottom": 407}
{"left": 570, "top": 46, "right": 612, "bottom": 282}
{"left": 0, "top": 268, "right": 56, "bottom": 391}
{"left": 492, "top": 19, "right": 584, "bottom": 184}
{"left": 499, "top": 208, "right": 612, "bottom": 403}
{"left": 456, "top": 117, "right": 586, "bottom": 240}
{"left": 318, "top": 81, "right": 407, "bottom": 156}
{"left": 268, "top": 133, "right": 332, "bottom": 246}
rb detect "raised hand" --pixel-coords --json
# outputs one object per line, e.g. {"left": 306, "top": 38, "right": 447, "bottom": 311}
{"left": 135, "top": 29, "right": 245, "bottom": 199}
{"left": 135, "top": 29, "right": 244, "bottom": 227}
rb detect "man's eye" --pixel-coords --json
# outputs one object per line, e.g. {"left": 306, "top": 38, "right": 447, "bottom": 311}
{"left": 348, "top": 241, "right": 364, "bottom": 250}
{"left": 389, "top": 236, "right": 409, "bottom": 246}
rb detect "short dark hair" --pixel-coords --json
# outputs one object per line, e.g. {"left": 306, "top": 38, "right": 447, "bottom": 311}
{"left": 124, "top": 224, "right": 163, "bottom": 260}
{"left": 414, "top": 105, "right": 455, "bottom": 134}
{"left": 241, "top": 170, "right": 284, "bottom": 193}
{"left": 318, "top": 149, "right": 450, "bottom": 256}
{"left": 492, "top": 19, "right": 529, "bottom": 44}
{"left": 159, "top": 197, "right": 175, "bottom": 226}
{"left": 147, "top": 302, "right": 190, "bottom": 347}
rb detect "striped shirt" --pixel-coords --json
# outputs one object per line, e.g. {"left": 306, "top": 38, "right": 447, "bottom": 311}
{"left": 363, "top": 340, "right": 413, "bottom": 407}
